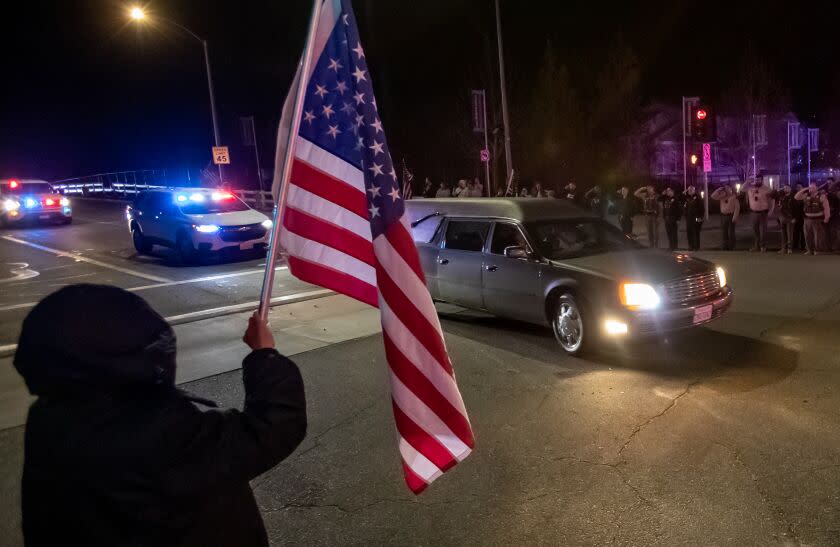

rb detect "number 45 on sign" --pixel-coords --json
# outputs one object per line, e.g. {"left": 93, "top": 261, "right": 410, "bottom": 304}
{"left": 212, "top": 146, "right": 230, "bottom": 165}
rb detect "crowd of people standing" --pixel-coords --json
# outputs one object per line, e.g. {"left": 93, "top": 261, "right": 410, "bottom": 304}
{"left": 415, "top": 174, "right": 840, "bottom": 254}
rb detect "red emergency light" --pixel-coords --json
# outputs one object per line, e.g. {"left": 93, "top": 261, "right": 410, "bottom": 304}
{"left": 45, "top": 198, "right": 56, "bottom": 206}
{"left": 695, "top": 109, "right": 707, "bottom": 121}
{"left": 9, "top": 179, "right": 19, "bottom": 189}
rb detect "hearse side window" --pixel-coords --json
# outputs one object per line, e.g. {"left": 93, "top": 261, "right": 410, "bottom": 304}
{"left": 443, "top": 220, "right": 490, "bottom": 252}
{"left": 411, "top": 216, "right": 443, "bottom": 243}
{"left": 490, "top": 222, "right": 528, "bottom": 254}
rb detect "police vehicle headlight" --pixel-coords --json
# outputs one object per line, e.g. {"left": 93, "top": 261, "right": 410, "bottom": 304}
{"left": 59, "top": 197, "right": 70, "bottom": 207}
{"left": 194, "top": 224, "right": 219, "bottom": 233}
{"left": 3, "top": 199, "right": 20, "bottom": 211}
{"left": 261, "top": 219, "right": 273, "bottom": 229}
{"left": 716, "top": 266, "right": 727, "bottom": 288}
{"left": 620, "top": 283, "right": 661, "bottom": 310}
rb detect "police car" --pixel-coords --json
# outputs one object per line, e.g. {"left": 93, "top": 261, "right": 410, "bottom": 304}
{"left": 126, "top": 188, "right": 272, "bottom": 263}
{"left": 0, "top": 179, "right": 72, "bottom": 227}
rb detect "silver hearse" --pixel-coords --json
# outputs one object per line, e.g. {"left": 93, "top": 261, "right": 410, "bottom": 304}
{"left": 406, "top": 198, "right": 733, "bottom": 355}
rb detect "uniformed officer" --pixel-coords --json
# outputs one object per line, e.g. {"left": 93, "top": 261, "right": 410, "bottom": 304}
{"left": 773, "top": 184, "right": 797, "bottom": 254}
{"left": 615, "top": 186, "right": 634, "bottom": 237}
{"left": 660, "top": 186, "right": 682, "bottom": 251}
{"left": 563, "top": 182, "right": 578, "bottom": 202}
{"left": 711, "top": 184, "right": 740, "bottom": 250}
{"left": 584, "top": 185, "right": 605, "bottom": 217}
{"left": 683, "top": 185, "right": 704, "bottom": 251}
{"left": 634, "top": 183, "right": 660, "bottom": 248}
{"left": 794, "top": 181, "right": 830, "bottom": 255}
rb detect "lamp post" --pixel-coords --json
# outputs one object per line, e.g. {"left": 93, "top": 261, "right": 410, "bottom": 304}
{"left": 129, "top": 6, "right": 223, "bottom": 185}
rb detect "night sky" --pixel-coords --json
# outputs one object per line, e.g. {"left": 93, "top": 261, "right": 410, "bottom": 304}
{"left": 3, "top": 0, "right": 838, "bottom": 184}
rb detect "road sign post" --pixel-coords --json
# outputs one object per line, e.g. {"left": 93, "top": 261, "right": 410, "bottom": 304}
{"left": 212, "top": 146, "right": 230, "bottom": 165}
{"left": 702, "top": 143, "right": 712, "bottom": 220}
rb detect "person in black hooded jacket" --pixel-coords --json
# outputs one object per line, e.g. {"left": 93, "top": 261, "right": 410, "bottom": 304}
{"left": 13, "top": 284, "right": 307, "bottom": 547}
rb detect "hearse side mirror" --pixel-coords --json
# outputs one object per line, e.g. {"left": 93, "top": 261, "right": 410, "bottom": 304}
{"left": 503, "top": 245, "right": 529, "bottom": 259}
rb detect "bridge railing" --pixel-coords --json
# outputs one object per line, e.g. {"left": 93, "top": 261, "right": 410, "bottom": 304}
{"left": 51, "top": 170, "right": 275, "bottom": 211}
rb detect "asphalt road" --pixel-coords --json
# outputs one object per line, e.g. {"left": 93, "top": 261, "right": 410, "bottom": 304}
{"left": 1, "top": 200, "right": 839, "bottom": 545}
{"left": 0, "top": 199, "right": 316, "bottom": 347}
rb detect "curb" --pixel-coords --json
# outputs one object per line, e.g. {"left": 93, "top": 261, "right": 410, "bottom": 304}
{"left": 0, "top": 289, "right": 334, "bottom": 359}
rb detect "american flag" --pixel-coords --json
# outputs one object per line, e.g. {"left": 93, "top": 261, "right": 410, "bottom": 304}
{"left": 272, "top": 0, "right": 474, "bottom": 494}
{"left": 401, "top": 159, "right": 414, "bottom": 200}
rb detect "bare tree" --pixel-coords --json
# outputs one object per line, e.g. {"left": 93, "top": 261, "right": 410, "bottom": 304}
{"left": 718, "top": 46, "right": 790, "bottom": 181}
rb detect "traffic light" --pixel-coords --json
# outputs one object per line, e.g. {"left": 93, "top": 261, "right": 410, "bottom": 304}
{"left": 690, "top": 153, "right": 699, "bottom": 166}
{"left": 692, "top": 104, "right": 716, "bottom": 142}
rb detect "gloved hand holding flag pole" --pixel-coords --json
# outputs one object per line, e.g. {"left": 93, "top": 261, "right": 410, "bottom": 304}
{"left": 258, "top": 0, "right": 474, "bottom": 494}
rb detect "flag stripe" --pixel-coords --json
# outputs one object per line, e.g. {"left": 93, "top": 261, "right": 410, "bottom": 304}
{"left": 384, "top": 219, "right": 427, "bottom": 283}
{"left": 377, "top": 265, "right": 453, "bottom": 376}
{"left": 281, "top": 229, "right": 376, "bottom": 286}
{"left": 291, "top": 158, "right": 368, "bottom": 220}
{"left": 287, "top": 255, "right": 378, "bottom": 307}
{"left": 390, "top": 373, "right": 472, "bottom": 461}
{"left": 401, "top": 458, "right": 430, "bottom": 494}
{"left": 392, "top": 400, "right": 457, "bottom": 472}
{"left": 287, "top": 185, "right": 371, "bottom": 241}
{"left": 384, "top": 332, "right": 474, "bottom": 448}
{"left": 399, "top": 437, "right": 441, "bottom": 483}
{"left": 374, "top": 230, "right": 445, "bottom": 341}
{"left": 284, "top": 206, "right": 376, "bottom": 267}
{"left": 294, "top": 135, "right": 365, "bottom": 192}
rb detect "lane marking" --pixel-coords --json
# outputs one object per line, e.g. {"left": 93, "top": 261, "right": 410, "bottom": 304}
{"left": 0, "top": 263, "right": 40, "bottom": 284}
{"left": 1, "top": 235, "right": 172, "bottom": 284}
{"left": 0, "top": 288, "right": 335, "bottom": 356}
{"left": 0, "top": 266, "right": 290, "bottom": 312}
{"left": 164, "top": 288, "right": 333, "bottom": 324}
{"left": 128, "top": 266, "right": 288, "bottom": 292}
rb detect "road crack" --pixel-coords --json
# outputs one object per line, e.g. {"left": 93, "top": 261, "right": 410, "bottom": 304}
{"left": 714, "top": 441, "right": 799, "bottom": 544}
{"left": 617, "top": 378, "right": 700, "bottom": 457}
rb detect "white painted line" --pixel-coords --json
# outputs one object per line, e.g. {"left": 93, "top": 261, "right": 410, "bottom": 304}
{"left": 0, "top": 288, "right": 335, "bottom": 357}
{"left": 1, "top": 235, "right": 172, "bottom": 284}
{"left": 164, "top": 288, "right": 332, "bottom": 324}
{"left": 128, "top": 266, "right": 288, "bottom": 292}
{"left": 0, "top": 265, "right": 290, "bottom": 313}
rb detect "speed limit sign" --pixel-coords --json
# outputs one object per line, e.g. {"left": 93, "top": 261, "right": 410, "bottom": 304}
{"left": 212, "top": 146, "right": 230, "bottom": 165}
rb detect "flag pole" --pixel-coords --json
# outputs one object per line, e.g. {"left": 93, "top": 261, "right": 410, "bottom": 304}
{"left": 258, "top": 0, "right": 323, "bottom": 321}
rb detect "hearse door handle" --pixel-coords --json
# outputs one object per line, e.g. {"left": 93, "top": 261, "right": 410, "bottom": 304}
{"left": 485, "top": 265, "right": 498, "bottom": 272}
{"left": 438, "top": 258, "right": 449, "bottom": 265}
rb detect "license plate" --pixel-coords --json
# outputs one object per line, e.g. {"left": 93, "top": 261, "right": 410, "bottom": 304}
{"left": 693, "top": 305, "right": 713, "bottom": 324}
{"left": 39, "top": 214, "right": 50, "bottom": 220}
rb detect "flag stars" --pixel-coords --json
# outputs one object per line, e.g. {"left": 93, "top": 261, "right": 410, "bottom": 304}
{"left": 326, "top": 124, "right": 341, "bottom": 139}
{"left": 322, "top": 104, "right": 335, "bottom": 119}
{"left": 335, "top": 80, "right": 348, "bottom": 94}
{"left": 352, "top": 42, "right": 365, "bottom": 59}
{"left": 355, "top": 113, "right": 365, "bottom": 127}
{"left": 353, "top": 91, "right": 366, "bottom": 105}
{"left": 388, "top": 167, "right": 398, "bottom": 181}
{"left": 369, "top": 140, "right": 384, "bottom": 155}
{"left": 328, "top": 58, "right": 343, "bottom": 72}
{"left": 367, "top": 185, "right": 381, "bottom": 198}
{"left": 314, "top": 84, "right": 328, "bottom": 98}
{"left": 355, "top": 136, "right": 365, "bottom": 151}
{"left": 342, "top": 13, "right": 349, "bottom": 25}
{"left": 387, "top": 186, "right": 401, "bottom": 202}
{"left": 369, "top": 162, "right": 384, "bottom": 177}
{"left": 368, "top": 204, "right": 380, "bottom": 219}
{"left": 340, "top": 102, "right": 354, "bottom": 115}
{"left": 352, "top": 66, "right": 367, "bottom": 83}
{"left": 371, "top": 118, "right": 383, "bottom": 134}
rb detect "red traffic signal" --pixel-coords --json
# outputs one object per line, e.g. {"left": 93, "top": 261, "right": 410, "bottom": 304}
{"left": 691, "top": 105, "right": 716, "bottom": 141}
{"left": 695, "top": 109, "right": 707, "bottom": 121}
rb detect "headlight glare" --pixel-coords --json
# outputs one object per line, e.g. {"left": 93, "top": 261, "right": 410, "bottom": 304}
{"left": 261, "top": 219, "right": 273, "bottom": 229}
{"left": 620, "top": 283, "right": 661, "bottom": 310}
{"left": 3, "top": 199, "right": 20, "bottom": 211}
{"left": 194, "top": 224, "right": 219, "bottom": 233}
{"left": 716, "top": 266, "right": 727, "bottom": 288}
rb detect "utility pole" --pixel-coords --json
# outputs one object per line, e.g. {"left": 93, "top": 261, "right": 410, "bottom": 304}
{"left": 682, "top": 96, "right": 699, "bottom": 191}
{"left": 495, "top": 0, "right": 513, "bottom": 182}
{"left": 202, "top": 40, "right": 223, "bottom": 185}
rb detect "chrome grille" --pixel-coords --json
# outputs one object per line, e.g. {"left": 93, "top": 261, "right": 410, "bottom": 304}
{"left": 663, "top": 271, "right": 720, "bottom": 304}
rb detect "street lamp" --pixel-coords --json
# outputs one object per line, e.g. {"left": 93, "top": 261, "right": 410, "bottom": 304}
{"left": 128, "top": 6, "right": 223, "bottom": 185}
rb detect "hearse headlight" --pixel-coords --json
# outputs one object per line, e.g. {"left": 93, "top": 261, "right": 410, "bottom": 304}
{"left": 620, "top": 282, "right": 661, "bottom": 310}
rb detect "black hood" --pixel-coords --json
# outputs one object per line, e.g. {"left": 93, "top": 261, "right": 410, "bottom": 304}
{"left": 14, "top": 284, "right": 176, "bottom": 398}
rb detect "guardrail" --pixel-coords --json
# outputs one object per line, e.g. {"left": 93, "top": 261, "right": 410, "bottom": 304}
{"left": 51, "top": 177, "right": 275, "bottom": 211}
